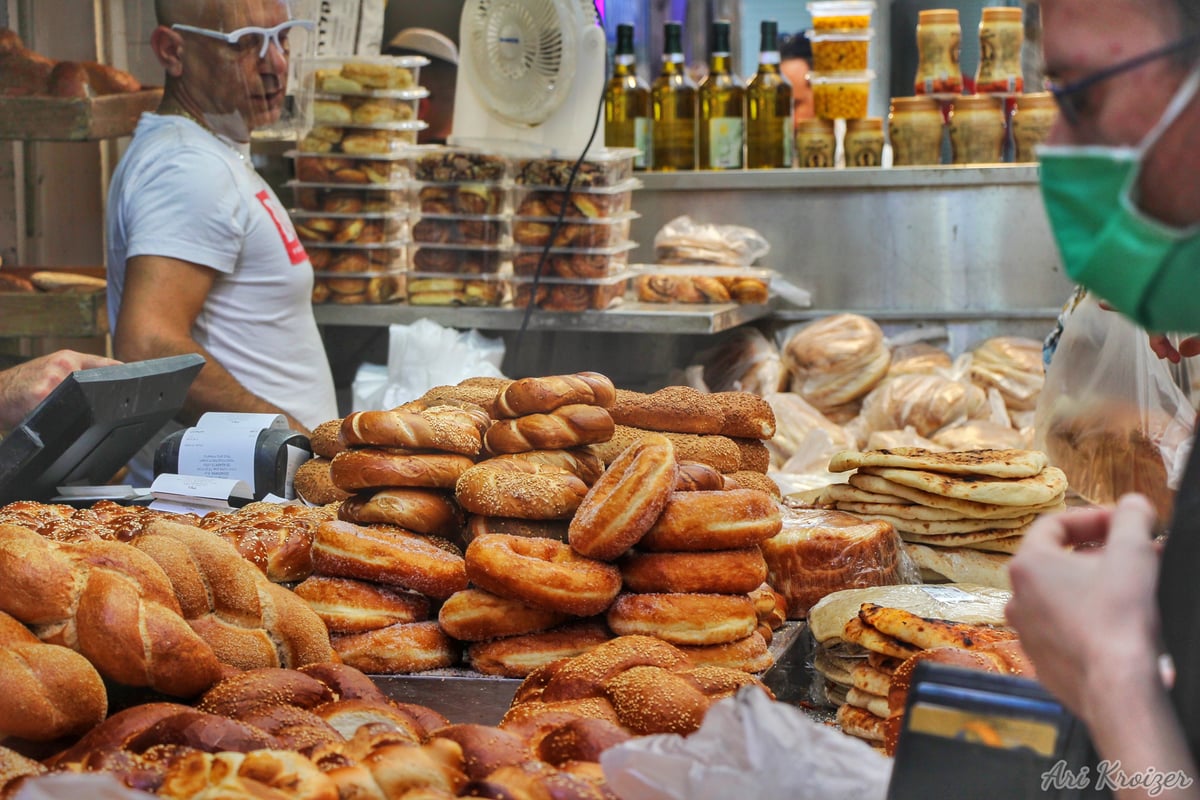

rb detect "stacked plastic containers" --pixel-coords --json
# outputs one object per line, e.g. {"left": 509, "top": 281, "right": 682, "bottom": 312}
{"left": 509, "top": 148, "right": 640, "bottom": 311}
{"left": 806, "top": 1, "right": 876, "bottom": 122}
{"left": 288, "top": 55, "right": 427, "bottom": 304}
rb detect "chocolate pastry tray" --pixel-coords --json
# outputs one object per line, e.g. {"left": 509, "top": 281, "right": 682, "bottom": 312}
{"left": 369, "top": 622, "right": 812, "bottom": 726}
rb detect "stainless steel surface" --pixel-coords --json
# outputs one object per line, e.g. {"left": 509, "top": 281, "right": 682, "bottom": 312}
{"left": 370, "top": 622, "right": 809, "bottom": 726}
{"left": 314, "top": 300, "right": 773, "bottom": 334}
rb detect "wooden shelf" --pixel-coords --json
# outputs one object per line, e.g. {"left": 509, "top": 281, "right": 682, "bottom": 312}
{"left": 0, "top": 89, "right": 162, "bottom": 141}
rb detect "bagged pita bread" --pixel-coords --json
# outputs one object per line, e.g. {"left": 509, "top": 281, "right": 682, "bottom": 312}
{"left": 781, "top": 314, "right": 891, "bottom": 412}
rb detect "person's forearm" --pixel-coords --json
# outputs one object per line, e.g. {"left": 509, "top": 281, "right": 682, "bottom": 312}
{"left": 1084, "top": 658, "right": 1200, "bottom": 800}
{"left": 114, "top": 332, "right": 311, "bottom": 435}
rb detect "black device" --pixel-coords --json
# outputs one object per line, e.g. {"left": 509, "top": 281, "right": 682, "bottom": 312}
{"left": 0, "top": 354, "right": 205, "bottom": 505}
{"left": 887, "top": 661, "right": 1109, "bottom": 799}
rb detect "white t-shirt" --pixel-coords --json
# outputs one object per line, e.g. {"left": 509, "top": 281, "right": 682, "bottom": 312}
{"left": 107, "top": 113, "right": 337, "bottom": 484}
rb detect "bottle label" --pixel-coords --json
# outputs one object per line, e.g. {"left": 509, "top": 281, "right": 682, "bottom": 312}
{"left": 615, "top": 54, "right": 635, "bottom": 67}
{"left": 634, "top": 117, "right": 650, "bottom": 168}
{"left": 708, "top": 117, "right": 744, "bottom": 168}
{"left": 783, "top": 118, "right": 794, "bottom": 166}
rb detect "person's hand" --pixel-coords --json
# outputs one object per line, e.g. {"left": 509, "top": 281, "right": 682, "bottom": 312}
{"left": 1006, "top": 495, "right": 1163, "bottom": 724}
{"left": 0, "top": 350, "right": 120, "bottom": 431}
{"left": 1097, "top": 299, "right": 1200, "bottom": 362}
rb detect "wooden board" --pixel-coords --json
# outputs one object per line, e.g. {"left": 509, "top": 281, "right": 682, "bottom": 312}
{"left": 0, "top": 267, "right": 108, "bottom": 337}
{"left": 0, "top": 89, "right": 162, "bottom": 141}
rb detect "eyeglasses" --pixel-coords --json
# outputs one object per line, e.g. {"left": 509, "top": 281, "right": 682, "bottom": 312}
{"left": 1045, "top": 31, "right": 1200, "bottom": 126}
{"left": 171, "top": 19, "right": 314, "bottom": 60}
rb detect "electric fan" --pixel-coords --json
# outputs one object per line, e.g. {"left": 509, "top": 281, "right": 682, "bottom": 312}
{"left": 450, "top": 0, "right": 607, "bottom": 156}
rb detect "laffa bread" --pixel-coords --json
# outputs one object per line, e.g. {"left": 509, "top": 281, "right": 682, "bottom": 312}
{"left": 760, "top": 508, "right": 903, "bottom": 619}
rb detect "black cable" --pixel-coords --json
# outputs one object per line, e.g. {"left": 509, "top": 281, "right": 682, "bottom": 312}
{"left": 510, "top": 0, "right": 608, "bottom": 359}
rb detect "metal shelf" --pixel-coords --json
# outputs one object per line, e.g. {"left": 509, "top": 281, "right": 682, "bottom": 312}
{"left": 314, "top": 301, "right": 774, "bottom": 334}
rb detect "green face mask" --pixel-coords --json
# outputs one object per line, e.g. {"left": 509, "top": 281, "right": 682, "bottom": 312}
{"left": 1038, "top": 68, "right": 1200, "bottom": 334}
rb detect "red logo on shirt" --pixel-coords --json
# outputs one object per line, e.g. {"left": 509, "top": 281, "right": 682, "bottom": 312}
{"left": 257, "top": 190, "right": 308, "bottom": 265}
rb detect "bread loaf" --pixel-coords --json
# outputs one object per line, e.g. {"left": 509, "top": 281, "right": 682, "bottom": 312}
{"left": 484, "top": 405, "right": 615, "bottom": 454}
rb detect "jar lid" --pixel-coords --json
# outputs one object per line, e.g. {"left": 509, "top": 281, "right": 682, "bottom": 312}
{"left": 1016, "top": 91, "right": 1058, "bottom": 109}
{"left": 950, "top": 94, "right": 1003, "bottom": 111}
{"left": 846, "top": 117, "right": 884, "bottom": 132}
{"left": 981, "top": 7, "right": 1023, "bottom": 22}
{"left": 796, "top": 117, "right": 836, "bottom": 133}
{"left": 918, "top": 9, "right": 960, "bottom": 24}
{"left": 890, "top": 96, "right": 941, "bottom": 112}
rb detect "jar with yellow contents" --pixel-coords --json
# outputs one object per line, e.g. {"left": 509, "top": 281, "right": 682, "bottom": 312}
{"left": 975, "top": 7, "right": 1025, "bottom": 94}
{"left": 844, "top": 118, "right": 885, "bottom": 167}
{"left": 914, "top": 9, "right": 962, "bottom": 96}
{"left": 795, "top": 117, "right": 837, "bottom": 168}
{"left": 808, "top": 0, "right": 876, "bottom": 32}
{"left": 889, "top": 96, "right": 944, "bottom": 166}
{"left": 811, "top": 70, "right": 874, "bottom": 120}
{"left": 948, "top": 95, "right": 1006, "bottom": 164}
{"left": 1011, "top": 92, "right": 1059, "bottom": 162}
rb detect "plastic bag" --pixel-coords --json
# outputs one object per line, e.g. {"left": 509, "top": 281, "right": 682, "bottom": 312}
{"left": 968, "top": 336, "right": 1046, "bottom": 412}
{"left": 685, "top": 328, "right": 787, "bottom": 395}
{"left": 653, "top": 215, "right": 771, "bottom": 266}
{"left": 1034, "top": 293, "right": 1195, "bottom": 523}
{"left": 352, "top": 318, "right": 506, "bottom": 411}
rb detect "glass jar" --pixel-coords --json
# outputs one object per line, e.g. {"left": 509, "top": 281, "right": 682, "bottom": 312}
{"left": 948, "top": 95, "right": 1006, "bottom": 164}
{"left": 1011, "top": 92, "right": 1059, "bottom": 162}
{"left": 914, "top": 9, "right": 962, "bottom": 96}
{"left": 795, "top": 117, "right": 837, "bottom": 168}
{"left": 844, "top": 117, "right": 885, "bottom": 167}
{"left": 888, "top": 96, "right": 944, "bottom": 166}
{"left": 975, "top": 7, "right": 1025, "bottom": 94}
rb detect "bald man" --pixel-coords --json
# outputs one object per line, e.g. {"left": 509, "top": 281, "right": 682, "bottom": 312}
{"left": 105, "top": 0, "right": 336, "bottom": 485}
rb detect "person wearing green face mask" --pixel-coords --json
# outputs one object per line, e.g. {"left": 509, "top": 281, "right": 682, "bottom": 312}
{"left": 1006, "top": 2, "right": 1200, "bottom": 796}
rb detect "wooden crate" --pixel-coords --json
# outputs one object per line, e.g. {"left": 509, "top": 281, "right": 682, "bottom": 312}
{"left": 0, "top": 89, "right": 162, "bottom": 141}
{"left": 0, "top": 267, "right": 108, "bottom": 337}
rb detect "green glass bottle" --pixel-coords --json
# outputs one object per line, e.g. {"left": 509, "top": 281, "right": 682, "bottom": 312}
{"left": 698, "top": 19, "right": 746, "bottom": 170}
{"left": 746, "top": 20, "right": 794, "bottom": 168}
{"left": 650, "top": 21, "right": 697, "bottom": 171}
{"left": 605, "top": 23, "right": 652, "bottom": 169}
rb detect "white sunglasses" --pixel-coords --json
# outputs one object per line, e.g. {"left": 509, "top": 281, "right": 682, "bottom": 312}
{"left": 171, "top": 19, "right": 314, "bottom": 59}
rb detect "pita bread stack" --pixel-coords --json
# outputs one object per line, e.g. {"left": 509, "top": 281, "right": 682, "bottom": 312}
{"left": 807, "top": 584, "right": 1025, "bottom": 752}
{"left": 813, "top": 448, "right": 1068, "bottom": 589}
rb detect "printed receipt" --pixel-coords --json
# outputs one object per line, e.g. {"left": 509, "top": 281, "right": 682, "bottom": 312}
{"left": 177, "top": 413, "right": 289, "bottom": 492}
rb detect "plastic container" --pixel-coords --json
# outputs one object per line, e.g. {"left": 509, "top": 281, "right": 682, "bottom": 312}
{"left": 406, "top": 273, "right": 509, "bottom": 306}
{"left": 289, "top": 182, "right": 407, "bottom": 212}
{"left": 411, "top": 147, "right": 509, "bottom": 183}
{"left": 888, "top": 96, "right": 945, "bottom": 166}
{"left": 311, "top": 89, "right": 424, "bottom": 121}
{"left": 975, "top": 7, "right": 1025, "bottom": 95}
{"left": 510, "top": 273, "right": 631, "bottom": 311}
{"left": 306, "top": 242, "right": 407, "bottom": 274}
{"left": 808, "top": 1, "right": 876, "bottom": 31}
{"left": 630, "top": 265, "right": 774, "bottom": 305}
{"left": 299, "top": 121, "right": 425, "bottom": 155}
{"left": 948, "top": 94, "right": 1006, "bottom": 164}
{"left": 304, "top": 55, "right": 429, "bottom": 96}
{"left": 512, "top": 178, "right": 641, "bottom": 218}
{"left": 843, "top": 117, "right": 886, "bottom": 167}
{"left": 807, "top": 29, "right": 874, "bottom": 73}
{"left": 312, "top": 270, "right": 406, "bottom": 305}
{"left": 794, "top": 117, "right": 837, "bottom": 168}
{"left": 914, "top": 9, "right": 963, "bottom": 96}
{"left": 411, "top": 181, "right": 510, "bottom": 216}
{"left": 511, "top": 148, "right": 640, "bottom": 188}
{"left": 409, "top": 243, "right": 511, "bottom": 274}
{"left": 412, "top": 213, "right": 510, "bottom": 246}
{"left": 810, "top": 70, "right": 874, "bottom": 120}
{"left": 512, "top": 212, "right": 638, "bottom": 249}
{"left": 1011, "top": 92, "right": 1058, "bottom": 162}
{"left": 289, "top": 151, "right": 410, "bottom": 185}
{"left": 290, "top": 209, "right": 408, "bottom": 245}
{"left": 512, "top": 241, "right": 637, "bottom": 279}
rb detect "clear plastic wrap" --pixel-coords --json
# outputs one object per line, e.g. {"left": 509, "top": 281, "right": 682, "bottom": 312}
{"left": 851, "top": 372, "right": 989, "bottom": 444}
{"left": 887, "top": 341, "right": 954, "bottom": 377}
{"left": 932, "top": 419, "right": 1033, "bottom": 450}
{"left": 762, "top": 391, "right": 855, "bottom": 473}
{"left": 968, "top": 335, "right": 1045, "bottom": 413}
{"left": 1034, "top": 294, "right": 1194, "bottom": 523}
{"left": 862, "top": 426, "right": 943, "bottom": 451}
{"left": 780, "top": 313, "right": 892, "bottom": 413}
{"left": 686, "top": 328, "right": 788, "bottom": 396}
{"left": 652, "top": 215, "right": 771, "bottom": 266}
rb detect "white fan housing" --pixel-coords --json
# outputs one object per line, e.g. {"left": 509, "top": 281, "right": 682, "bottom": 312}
{"left": 451, "top": 0, "right": 606, "bottom": 157}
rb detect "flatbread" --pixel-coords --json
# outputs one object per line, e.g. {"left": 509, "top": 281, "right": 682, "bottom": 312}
{"left": 860, "top": 465, "right": 1068, "bottom": 507}
{"left": 836, "top": 499, "right": 987, "bottom": 521}
{"left": 850, "top": 662, "right": 892, "bottom": 697}
{"left": 853, "top": 512, "right": 1035, "bottom": 536}
{"left": 849, "top": 472, "right": 1066, "bottom": 519}
{"left": 847, "top": 686, "right": 891, "bottom": 719}
{"left": 903, "top": 544, "right": 1013, "bottom": 590}
{"left": 819, "top": 482, "right": 912, "bottom": 506}
{"left": 868, "top": 651, "right": 904, "bottom": 675}
{"left": 812, "top": 649, "right": 858, "bottom": 687}
{"left": 961, "top": 535, "right": 1025, "bottom": 554}
{"left": 899, "top": 525, "right": 1031, "bottom": 547}
{"left": 859, "top": 603, "right": 1016, "bottom": 650}
{"left": 829, "top": 448, "right": 1048, "bottom": 478}
{"left": 837, "top": 703, "right": 886, "bottom": 742}
{"left": 808, "top": 583, "right": 1012, "bottom": 645}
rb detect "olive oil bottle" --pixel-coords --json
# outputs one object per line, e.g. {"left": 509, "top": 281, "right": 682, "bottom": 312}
{"left": 605, "top": 23, "right": 651, "bottom": 169}
{"left": 698, "top": 19, "right": 745, "bottom": 170}
{"left": 650, "top": 21, "right": 697, "bottom": 171}
{"left": 746, "top": 20, "right": 794, "bottom": 168}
